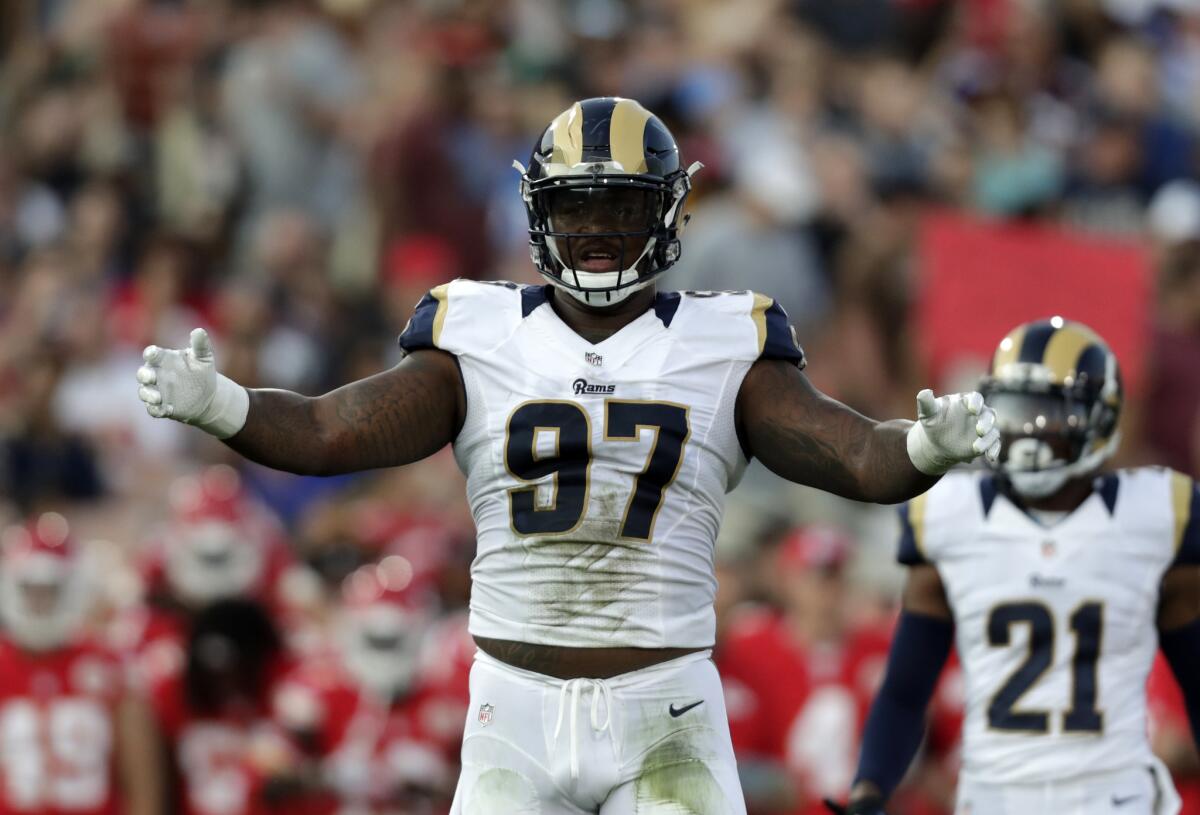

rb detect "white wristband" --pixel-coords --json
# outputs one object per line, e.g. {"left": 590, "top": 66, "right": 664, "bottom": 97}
{"left": 194, "top": 374, "right": 250, "bottom": 439}
{"left": 906, "top": 421, "right": 952, "bottom": 476}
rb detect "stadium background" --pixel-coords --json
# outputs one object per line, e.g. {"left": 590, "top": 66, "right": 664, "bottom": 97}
{"left": 2, "top": 0, "right": 1200, "bottom": 813}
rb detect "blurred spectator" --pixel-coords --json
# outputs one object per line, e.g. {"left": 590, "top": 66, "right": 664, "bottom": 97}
{"left": 0, "top": 512, "right": 164, "bottom": 815}
{"left": 266, "top": 560, "right": 470, "bottom": 815}
{"left": 717, "top": 526, "right": 892, "bottom": 815}
{"left": 147, "top": 598, "right": 293, "bottom": 815}
{"left": 8, "top": 1, "right": 1200, "bottom": 811}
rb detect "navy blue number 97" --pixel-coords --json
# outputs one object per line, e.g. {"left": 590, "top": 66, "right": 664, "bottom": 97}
{"left": 504, "top": 400, "right": 689, "bottom": 539}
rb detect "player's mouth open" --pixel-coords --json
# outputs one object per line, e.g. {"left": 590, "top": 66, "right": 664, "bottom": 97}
{"left": 574, "top": 243, "right": 622, "bottom": 273}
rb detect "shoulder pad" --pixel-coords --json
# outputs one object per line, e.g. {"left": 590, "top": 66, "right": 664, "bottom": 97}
{"left": 397, "top": 279, "right": 542, "bottom": 357}
{"left": 668, "top": 290, "right": 806, "bottom": 365}
{"left": 1118, "top": 468, "right": 1200, "bottom": 566}
{"left": 898, "top": 471, "right": 987, "bottom": 565}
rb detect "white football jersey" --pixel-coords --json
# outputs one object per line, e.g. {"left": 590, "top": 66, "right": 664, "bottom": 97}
{"left": 899, "top": 467, "right": 1200, "bottom": 785}
{"left": 399, "top": 280, "right": 804, "bottom": 649}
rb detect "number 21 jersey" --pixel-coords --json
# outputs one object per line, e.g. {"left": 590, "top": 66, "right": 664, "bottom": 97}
{"left": 898, "top": 468, "right": 1200, "bottom": 784}
{"left": 399, "top": 280, "right": 804, "bottom": 650}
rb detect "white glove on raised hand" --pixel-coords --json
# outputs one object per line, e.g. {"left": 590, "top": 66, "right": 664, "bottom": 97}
{"left": 905, "top": 389, "right": 1001, "bottom": 476}
{"left": 136, "top": 328, "right": 249, "bottom": 439}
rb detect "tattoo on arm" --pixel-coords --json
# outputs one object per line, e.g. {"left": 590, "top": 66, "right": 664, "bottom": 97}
{"left": 225, "top": 351, "right": 463, "bottom": 475}
{"left": 739, "top": 360, "right": 937, "bottom": 503}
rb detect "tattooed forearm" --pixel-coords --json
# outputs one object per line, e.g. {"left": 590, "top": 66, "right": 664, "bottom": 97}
{"left": 739, "top": 360, "right": 938, "bottom": 503}
{"left": 224, "top": 350, "right": 463, "bottom": 475}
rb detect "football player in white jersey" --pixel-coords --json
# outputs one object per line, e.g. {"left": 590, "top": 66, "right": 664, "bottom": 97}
{"left": 134, "top": 97, "right": 1001, "bottom": 815}
{"left": 829, "top": 318, "right": 1200, "bottom": 815}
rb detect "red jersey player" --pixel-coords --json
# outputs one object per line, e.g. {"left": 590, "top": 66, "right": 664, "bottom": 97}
{"left": 1149, "top": 653, "right": 1200, "bottom": 813}
{"left": 147, "top": 598, "right": 294, "bottom": 815}
{"left": 112, "top": 464, "right": 314, "bottom": 688}
{"left": 717, "top": 527, "right": 891, "bottom": 815}
{"left": 267, "top": 558, "right": 470, "bottom": 815}
{"left": 0, "top": 513, "right": 162, "bottom": 815}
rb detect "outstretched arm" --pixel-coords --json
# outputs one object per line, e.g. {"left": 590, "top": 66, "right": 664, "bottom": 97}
{"left": 137, "top": 329, "right": 464, "bottom": 476}
{"left": 737, "top": 359, "right": 999, "bottom": 504}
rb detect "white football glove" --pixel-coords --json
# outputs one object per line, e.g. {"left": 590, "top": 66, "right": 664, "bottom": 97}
{"left": 136, "top": 328, "right": 249, "bottom": 439}
{"left": 905, "top": 389, "right": 1001, "bottom": 476}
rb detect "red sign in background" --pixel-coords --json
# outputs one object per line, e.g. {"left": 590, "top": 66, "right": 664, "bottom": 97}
{"left": 916, "top": 211, "right": 1153, "bottom": 394}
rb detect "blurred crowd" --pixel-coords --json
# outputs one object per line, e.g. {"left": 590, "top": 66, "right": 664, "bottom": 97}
{"left": 4, "top": 0, "right": 1200, "bottom": 813}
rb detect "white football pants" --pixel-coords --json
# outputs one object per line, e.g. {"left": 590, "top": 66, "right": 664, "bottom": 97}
{"left": 449, "top": 648, "right": 747, "bottom": 814}
{"left": 955, "top": 759, "right": 1181, "bottom": 815}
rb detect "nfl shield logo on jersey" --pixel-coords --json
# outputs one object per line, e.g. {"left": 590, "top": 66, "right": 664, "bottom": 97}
{"left": 584, "top": 351, "right": 603, "bottom": 367}
{"left": 1041, "top": 539, "right": 1056, "bottom": 558}
{"left": 478, "top": 702, "right": 495, "bottom": 726}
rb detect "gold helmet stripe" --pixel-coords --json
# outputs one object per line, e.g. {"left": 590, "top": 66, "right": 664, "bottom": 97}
{"left": 550, "top": 102, "right": 584, "bottom": 167}
{"left": 992, "top": 324, "right": 1027, "bottom": 372}
{"left": 1042, "top": 323, "right": 1103, "bottom": 383}
{"left": 609, "top": 98, "right": 651, "bottom": 174}
{"left": 1171, "top": 471, "right": 1194, "bottom": 555}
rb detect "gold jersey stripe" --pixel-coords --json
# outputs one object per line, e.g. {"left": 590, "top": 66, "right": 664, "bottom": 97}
{"left": 751, "top": 293, "right": 773, "bottom": 355}
{"left": 550, "top": 102, "right": 584, "bottom": 167}
{"left": 992, "top": 324, "right": 1027, "bottom": 371}
{"left": 430, "top": 283, "right": 450, "bottom": 346}
{"left": 609, "top": 98, "right": 651, "bottom": 174}
{"left": 1171, "top": 470, "right": 1194, "bottom": 554}
{"left": 1042, "top": 325, "right": 1101, "bottom": 382}
{"left": 909, "top": 492, "right": 929, "bottom": 558}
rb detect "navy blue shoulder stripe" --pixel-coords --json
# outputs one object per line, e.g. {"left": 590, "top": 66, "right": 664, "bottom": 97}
{"left": 397, "top": 290, "right": 442, "bottom": 352}
{"left": 980, "top": 475, "right": 999, "bottom": 517}
{"left": 1095, "top": 472, "right": 1119, "bottom": 515}
{"left": 896, "top": 502, "right": 926, "bottom": 566}
{"left": 761, "top": 300, "right": 806, "bottom": 368}
{"left": 654, "top": 291, "right": 681, "bottom": 327}
{"left": 521, "top": 284, "right": 549, "bottom": 317}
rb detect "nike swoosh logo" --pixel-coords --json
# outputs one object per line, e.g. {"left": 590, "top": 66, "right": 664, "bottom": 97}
{"left": 1112, "top": 794, "right": 1141, "bottom": 807}
{"left": 668, "top": 700, "right": 704, "bottom": 718}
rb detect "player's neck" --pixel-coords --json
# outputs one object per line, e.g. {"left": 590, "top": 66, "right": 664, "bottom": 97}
{"left": 548, "top": 286, "right": 657, "bottom": 345}
{"left": 1007, "top": 475, "right": 1096, "bottom": 514}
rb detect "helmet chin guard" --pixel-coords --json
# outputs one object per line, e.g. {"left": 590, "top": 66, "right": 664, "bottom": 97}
{"left": 1003, "top": 433, "right": 1120, "bottom": 499}
{"left": 516, "top": 97, "right": 702, "bottom": 307}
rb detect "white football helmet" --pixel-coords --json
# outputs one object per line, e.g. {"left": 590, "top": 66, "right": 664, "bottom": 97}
{"left": 163, "top": 465, "right": 269, "bottom": 606}
{"left": 0, "top": 513, "right": 90, "bottom": 651}
{"left": 338, "top": 556, "right": 433, "bottom": 699}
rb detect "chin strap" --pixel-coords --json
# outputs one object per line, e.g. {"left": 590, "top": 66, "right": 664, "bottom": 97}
{"left": 1004, "top": 431, "right": 1120, "bottom": 499}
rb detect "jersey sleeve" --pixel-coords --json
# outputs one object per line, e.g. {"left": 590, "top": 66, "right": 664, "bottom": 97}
{"left": 396, "top": 279, "right": 530, "bottom": 357}
{"left": 1170, "top": 470, "right": 1200, "bottom": 566}
{"left": 896, "top": 492, "right": 929, "bottom": 566}
{"left": 397, "top": 283, "right": 451, "bottom": 354}
{"left": 750, "top": 293, "right": 806, "bottom": 368}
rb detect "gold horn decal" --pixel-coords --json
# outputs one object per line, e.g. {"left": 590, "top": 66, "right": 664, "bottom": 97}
{"left": 610, "top": 99, "right": 651, "bottom": 173}
{"left": 992, "top": 324, "right": 1027, "bottom": 373}
{"left": 550, "top": 102, "right": 584, "bottom": 167}
{"left": 1043, "top": 324, "right": 1102, "bottom": 383}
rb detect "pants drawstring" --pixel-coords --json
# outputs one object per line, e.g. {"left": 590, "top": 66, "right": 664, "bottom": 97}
{"left": 553, "top": 677, "right": 615, "bottom": 782}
